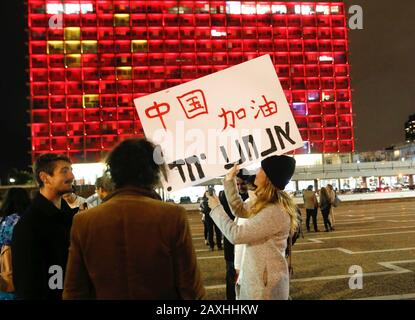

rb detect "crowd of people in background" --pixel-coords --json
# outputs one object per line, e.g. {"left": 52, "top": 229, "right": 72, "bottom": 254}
{"left": 0, "top": 137, "right": 342, "bottom": 300}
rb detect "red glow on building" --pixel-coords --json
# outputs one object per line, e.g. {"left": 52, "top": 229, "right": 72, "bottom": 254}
{"left": 28, "top": 1, "right": 355, "bottom": 162}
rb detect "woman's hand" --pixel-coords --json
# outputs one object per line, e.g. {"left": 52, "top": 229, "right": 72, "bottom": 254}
{"left": 207, "top": 193, "right": 220, "bottom": 210}
{"left": 225, "top": 163, "right": 239, "bottom": 181}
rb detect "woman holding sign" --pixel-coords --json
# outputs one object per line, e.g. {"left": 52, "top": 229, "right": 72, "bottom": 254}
{"left": 207, "top": 155, "right": 298, "bottom": 300}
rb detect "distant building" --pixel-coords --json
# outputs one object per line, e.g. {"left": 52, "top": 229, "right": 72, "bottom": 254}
{"left": 353, "top": 150, "right": 392, "bottom": 163}
{"left": 405, "top": 113, "right": 415, "bottom": 142}
{"left": 387, "top": 142, "right": 415, "bottom": 162}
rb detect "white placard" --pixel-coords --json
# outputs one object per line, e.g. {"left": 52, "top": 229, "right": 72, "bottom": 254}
{"left": 134, "top": 55, "right": 304, "bottom": 192}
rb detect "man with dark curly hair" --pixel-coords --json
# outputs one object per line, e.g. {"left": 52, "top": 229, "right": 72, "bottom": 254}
{"left": 63, "top": 138, "right": 205, "bottom": 299}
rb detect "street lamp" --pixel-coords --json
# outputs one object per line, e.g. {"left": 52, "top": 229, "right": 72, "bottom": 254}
{"left": 9, "top": 178, "right": 16, "bottom": 184}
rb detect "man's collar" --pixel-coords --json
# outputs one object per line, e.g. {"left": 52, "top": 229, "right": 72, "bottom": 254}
{"left": 103, "top": 186, "right": 160, "bottom": 203}
{"left": 32, "top": 192, "right": 76, "bottom": 217}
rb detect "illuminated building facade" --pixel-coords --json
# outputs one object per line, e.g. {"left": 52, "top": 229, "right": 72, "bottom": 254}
{"left": 28, "top": 1, "right": 355, "bottom": 163}
{"left": 405, "top": 113, "right": 415, "bottom": 142}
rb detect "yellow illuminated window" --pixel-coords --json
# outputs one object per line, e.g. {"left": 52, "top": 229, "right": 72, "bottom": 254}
{"left": 64, "top": 27, "right": 81, "bottom": 40}
{"left": 47, "top": 41, "right": 64, "bottom": 54}
{"left": 65, "top": 41, "right": 81, "bottom": 54}
{"left": 116, "top": 66, "right": 132, "bottom": 80}
{"left": 83, "top": 94, "right": 100, "bottom": 108}
{"left": 65, "top": 54, "right": 81, "bottom": 68}
{"left": 114, "top": 13, "right": 130, "bottom": 26}
{"left": 131, "top": 40, "right": 147, "bottom": 53}
{"left": 82, "top": 40, "right": 98, "bottom": 53}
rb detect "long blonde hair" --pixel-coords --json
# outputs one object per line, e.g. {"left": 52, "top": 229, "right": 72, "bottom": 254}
{"left": 250, "top": 177, "right": 298, "bottom": 236}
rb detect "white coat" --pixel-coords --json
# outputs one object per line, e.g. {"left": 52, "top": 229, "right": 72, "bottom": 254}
{"left": 210, "top": 179, "right": 291, "bottom": 300}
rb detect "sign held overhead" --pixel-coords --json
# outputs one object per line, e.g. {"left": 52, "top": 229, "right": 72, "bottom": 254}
{"left": 134, "top": 55, "right": 304, "bottom": 192}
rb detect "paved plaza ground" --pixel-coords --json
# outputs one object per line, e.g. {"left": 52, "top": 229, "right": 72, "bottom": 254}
{"left": 189, "top": 198, "right": 415, "bottom": 300}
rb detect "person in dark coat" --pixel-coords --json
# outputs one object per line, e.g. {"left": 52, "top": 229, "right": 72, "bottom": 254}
{"left": 12, "top": 154, "right": 77, "bottom": 300}
{"left": 218, "top": 171, "right": 250, "bottom": 300}
{"left": 319, "top": 187, "right": 333, "bottom": 232}
{"left": 200, "top": 191, "right": 223, "bottom": 251}
{"left": 63, "top": 138, "right": 205, "bottom": 299}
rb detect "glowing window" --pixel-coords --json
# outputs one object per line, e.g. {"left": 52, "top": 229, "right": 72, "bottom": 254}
{"left": 271, "top": 5, "right": 287, "bottom": 14}
{"left": 316, "top": 5, "right": 330, "bottom": 15}
{"left": 211, "top": 29, "right": 227, "bottom": 37}
{"left": 46, "top": 3, "right": 63, "bottom": 14}
{"left": 319, "top": 55, "right": 334, "bottom": 62}
{"left": 294, "top": 5, "right": 313, "bottom": 15}
{"left": 226, "top": 1, "right": 241, "bottom": 14}
{"left": 241, "top": 3, "right": 256, "bottom": 15}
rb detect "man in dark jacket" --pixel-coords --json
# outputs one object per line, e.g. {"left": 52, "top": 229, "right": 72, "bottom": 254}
{"left": 200, "top": 190, "right": 223, "bottom": 251}
{"left": 12, "top": 153, "right": 77, "bottom": 299}
{"left": 218, "top": 172, "right": 250, "bottom": 300}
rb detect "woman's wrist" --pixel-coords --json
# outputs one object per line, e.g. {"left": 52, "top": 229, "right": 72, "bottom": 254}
{"left": 225, "top": 175, "right": 234, "bottom": 182}
{"left": 210, "top": 203, "right": 221, "bottom": 212}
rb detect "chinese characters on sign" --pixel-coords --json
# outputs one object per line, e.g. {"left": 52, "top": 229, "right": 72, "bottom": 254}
{"left": 143, "top": 89, "right": 208, "bottom": 131}
{"left": 144, "top": 101, "right": 170, "bottom": 130}
{"left": 144, "top": 91, "right": 279, "bottom": 132}
{"left": 177, "top": 90, "right": 208, "bottom": 119}
{"left": 135, "top": 55, "right": 304, "bottom": 192}
{"left": 219, "top": 95, "right": 279, "bottom": 130}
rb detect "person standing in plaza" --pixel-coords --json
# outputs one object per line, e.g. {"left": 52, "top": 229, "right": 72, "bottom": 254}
{"left": 218, "top": 172, "right": 250, "bottom": 300}
{"left": 199, "top": 194, "right": 209, "bottom": 246}
{"left": 85, "top": 174, "right": 115, "bottom": 208}
{"left": 319, "top": 187, "right": 333, "bottom": 232}
{"left": 12, "top": 154, "right": 77, "bottom": 299}
{"left": 63, "top": 138, "right": 205, "bottom": 299}
{"left": 303, "top": 185, "right": 319, "bottom": 232}
{"left": 326, "top": 184, "right": 336, "bottom": 230}
{"left": 0, "top": 188, "right": 31, "bottom": 300}
{"left": 207, "top": 155, "right": 298, "bottom": 300}
{"left": 200, "top": 190, "right": 223, "bottom": 251}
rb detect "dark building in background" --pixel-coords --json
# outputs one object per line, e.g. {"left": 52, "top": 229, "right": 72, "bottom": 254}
{"left": 405, "top": 113, "right": 415, "bottom": 142}
{"left": 28, "top": 1, "right": 355, "bottom": 164}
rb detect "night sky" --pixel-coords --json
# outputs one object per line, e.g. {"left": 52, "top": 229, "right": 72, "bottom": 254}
{"left": 1, "top": 0, "right": 414, "bottom": 183}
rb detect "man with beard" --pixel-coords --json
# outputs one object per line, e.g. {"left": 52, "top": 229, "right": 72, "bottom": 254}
{"left": 12, "top": 154, "right": 77, "bottom": 299}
